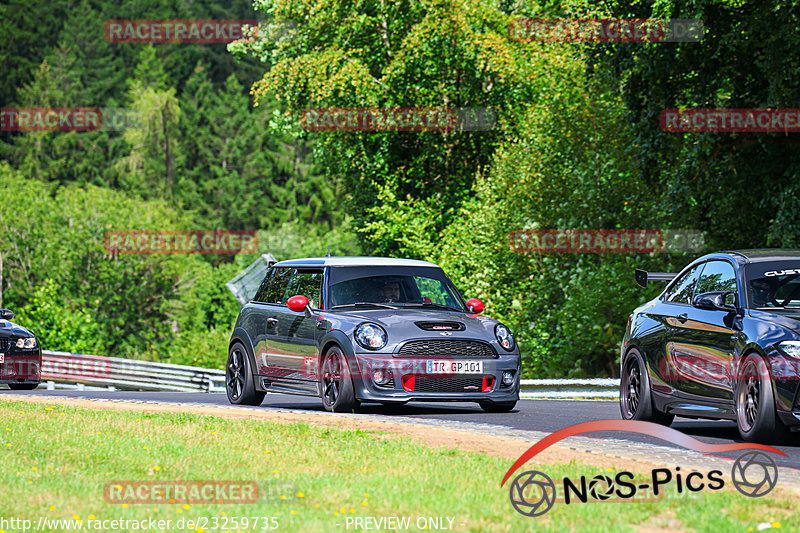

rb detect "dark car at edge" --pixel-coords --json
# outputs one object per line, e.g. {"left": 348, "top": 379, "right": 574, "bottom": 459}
{"left": 0, "top": 308, "right": 41, "bottom": 389}
{"left": 620, "top": 250, "right": 800, "bottom": 442}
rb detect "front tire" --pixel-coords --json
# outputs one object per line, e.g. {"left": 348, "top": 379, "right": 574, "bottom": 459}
{"left": 320, "top": 346, "right": 358, "bottom": 412}
{"left": 735, "top": 353, "right": 788, "bottom": 443}
{"left": 226, "top": 343, "right": 265, "bottom": 406}
{"left": 620, "top": 348, "right": 674, "bottom": 426}
{"left": 8, "top": 383, "right": 38, "bottom": 390}
{"left": 479, "top": 401, "right": 516, "bottom": 413}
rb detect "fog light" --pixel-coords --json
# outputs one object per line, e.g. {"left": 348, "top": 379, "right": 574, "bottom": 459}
{"left": 502, "top": 371, "right": 514, "bottom": 386}
{"left": 372, "top": 369, "right": 392, "bottom": 386}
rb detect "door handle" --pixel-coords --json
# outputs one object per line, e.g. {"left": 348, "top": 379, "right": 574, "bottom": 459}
{"left": 267, "top": 317, "right": 278, "bottom": 327}
{"left": 677, "top": 313, "right": 688, "bottom": 323}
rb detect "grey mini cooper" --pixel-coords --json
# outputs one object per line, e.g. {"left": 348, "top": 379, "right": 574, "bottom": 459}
{"left": 226, "top": 256, "right": 521, "bottom": 412}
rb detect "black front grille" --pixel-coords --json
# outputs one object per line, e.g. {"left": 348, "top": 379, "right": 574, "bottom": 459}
{"left": 0, "top": 339, "right": 8, "bottom": 352}
{"left": 397, "top": 340, "right": 496, "bottom": 358}
{"left": 414, "top": 375, "right": 484, "bottom": 393}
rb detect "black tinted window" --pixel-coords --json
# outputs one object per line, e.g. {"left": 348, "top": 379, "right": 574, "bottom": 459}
{"left": 746, "top": 263, "right": 800, "bottom": 309}
{"left": 254, "top": 267, "right": 293, "bottom": 304}
{"left": 284, "top": 269, "right": 323, "bottom": 308}
{"left": 665, "top": 263, "right": 703, "bottom": 304}
{"left": 695, "top": 261, "right": 737, "bottom": 303}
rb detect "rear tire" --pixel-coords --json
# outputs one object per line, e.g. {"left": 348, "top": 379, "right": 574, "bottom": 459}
{"left": 735, "top": 353, "right": 789, "bottom": 443}
{"left": 226, "top": 343, "right": 265, "bottom": 406}
{"left": 620, "top": 348, "right": 674, "bottom": 426}
{"left": 479, "top": 401, "right": 516, "bottom": 413}
{"left": 8, "top": 383, "right": 38, "bottom": 390}
{"left": 320, "top": 346, "right": 358, "bottom": 412}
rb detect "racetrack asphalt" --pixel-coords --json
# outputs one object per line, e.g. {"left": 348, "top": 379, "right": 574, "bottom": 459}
{"left": 3, "top": 389, "right": 799, "bottom": 472}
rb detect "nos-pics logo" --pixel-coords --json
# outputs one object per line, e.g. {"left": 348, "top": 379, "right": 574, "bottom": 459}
{"left": 502, "top": 420, "right": 783, "bottom": 517}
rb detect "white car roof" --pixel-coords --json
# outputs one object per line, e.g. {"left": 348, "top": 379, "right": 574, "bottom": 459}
{"left": 273, "top": 256, "right": 440, "bottom": 268}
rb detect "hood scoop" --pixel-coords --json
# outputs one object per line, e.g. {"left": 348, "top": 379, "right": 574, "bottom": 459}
{"left": 414, "top": 321, "right": 466, "bottom": 331}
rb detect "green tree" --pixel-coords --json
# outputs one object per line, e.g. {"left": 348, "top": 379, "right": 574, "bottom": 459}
{"left": 117, "top": 47, "right": 182, "bottom": 201}
{"left": 590, "top": 0, "right": 800, "bottom": 248}
{"left": 230, "top": 0, "right": 547, "bottom": 255}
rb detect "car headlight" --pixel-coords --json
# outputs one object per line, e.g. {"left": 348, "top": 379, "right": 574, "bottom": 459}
{"left": 15, "top": 337, "right": 37, "bottom": 349}
{"left": 495, "top": 324, "right": 515, "bottom": 351}
{"left": 355, "top": 323, "right": 388, "bottom": 350}
{"left": 778, "top": 340, "right": 800, "bottom": 358}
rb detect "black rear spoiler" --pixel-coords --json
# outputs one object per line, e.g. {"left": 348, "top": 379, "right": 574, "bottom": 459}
{"left": 635, "top": 269, "right": 677, "bottom": 288}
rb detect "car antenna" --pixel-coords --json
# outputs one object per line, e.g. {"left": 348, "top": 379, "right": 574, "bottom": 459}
{"left": 326, "top": 245, "right": 331, "bottom": 257}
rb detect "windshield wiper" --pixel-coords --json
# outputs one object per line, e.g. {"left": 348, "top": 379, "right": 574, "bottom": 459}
{"left": 400, "top": 302, "right": 465, "bottom": 313}
{"left": 330, "top": 302, "right": 398, "bottom": 310}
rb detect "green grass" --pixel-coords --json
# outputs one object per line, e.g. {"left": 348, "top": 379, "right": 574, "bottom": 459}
{"left": 0, "top": 399, "right": 797, "bottom": 532}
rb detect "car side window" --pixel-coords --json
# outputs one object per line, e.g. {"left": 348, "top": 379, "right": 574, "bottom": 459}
{"left": 253, "top": 268, "right": 275, "bottom": 302}
{"left": 665, "top": 263, "right": 704, "bottom": 304}
{"left": 283, "top": 269, "right": 323, "bottom": 309}
{"left": 695, "top": 260, "right": 737, "bottom": 304}
{"left": 256, "top": 267, "right": 293, "bottom": 304}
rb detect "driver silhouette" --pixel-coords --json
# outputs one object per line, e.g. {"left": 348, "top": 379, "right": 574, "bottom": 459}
{"left": 380, "top": 281, "right": 401, "bottom": 303}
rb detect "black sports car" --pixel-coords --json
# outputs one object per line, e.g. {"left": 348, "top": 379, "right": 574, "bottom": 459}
{"left": 620, "top": 250, "right": 800, "bottom": 442}
{"left": 0, "top": 308, "right": 41, "bottom": 389}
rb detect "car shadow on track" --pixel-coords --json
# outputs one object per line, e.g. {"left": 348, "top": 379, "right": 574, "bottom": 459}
{"left": 671, "top": 419, "right": 741, "bottom": 440}
{"left": 672, "top": 419, "right": 800, "bottom": 449}
{"left": 261, "top": 400, "right": 496, "bottom": 416}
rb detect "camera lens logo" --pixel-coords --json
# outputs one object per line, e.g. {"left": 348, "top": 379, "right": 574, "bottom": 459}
{"left": 731, "top": 451, "right": 778, "bottom": 498}
{"left": 508, "top": 470, "right": 556, "bottom": 517}
{"left": 587, "top": 474, "right": 614, "bottom": 501}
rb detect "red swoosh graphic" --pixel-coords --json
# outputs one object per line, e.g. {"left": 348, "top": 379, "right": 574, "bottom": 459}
{"left": 501, "top": 419, "right": 786, "bottom": 486}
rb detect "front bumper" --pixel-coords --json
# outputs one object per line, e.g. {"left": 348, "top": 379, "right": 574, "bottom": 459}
{"left": 0, "top": 351, "right": 42, "bottom": 384}
{"left": 350, "top": 352, "right": 521, "bottom": 403}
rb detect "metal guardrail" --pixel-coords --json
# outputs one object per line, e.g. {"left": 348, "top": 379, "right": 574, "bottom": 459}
{"left": 40, "top": 351, "right": 225, "bottom": 393}
{"left": 519, "top": 378, "right": 619, "bottom": 399}
{"left": 36, "top": 351, "right": 619, "bottom": 399}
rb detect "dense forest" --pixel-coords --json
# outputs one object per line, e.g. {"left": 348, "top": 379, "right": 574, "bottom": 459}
{"left": 2, "top": 0, "right": 798, "bottom": 377}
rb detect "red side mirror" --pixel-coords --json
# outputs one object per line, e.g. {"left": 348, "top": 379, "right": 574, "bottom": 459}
{"left": 287, "top": 295, "right": 309, "bottom": 313}
{"left": 465, "top": 298, "right": 485, "bottom": 314}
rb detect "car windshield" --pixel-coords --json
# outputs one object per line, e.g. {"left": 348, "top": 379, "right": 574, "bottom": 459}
{"left": 328, "top": 266, "right": 467, "bottom": 311}
{"left": 746, "top": 262, "right": 800, "bottom": 309}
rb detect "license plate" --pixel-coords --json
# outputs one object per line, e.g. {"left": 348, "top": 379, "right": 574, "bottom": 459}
{"left": 426, "top": 360, "right": 483, "bottom": 374}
